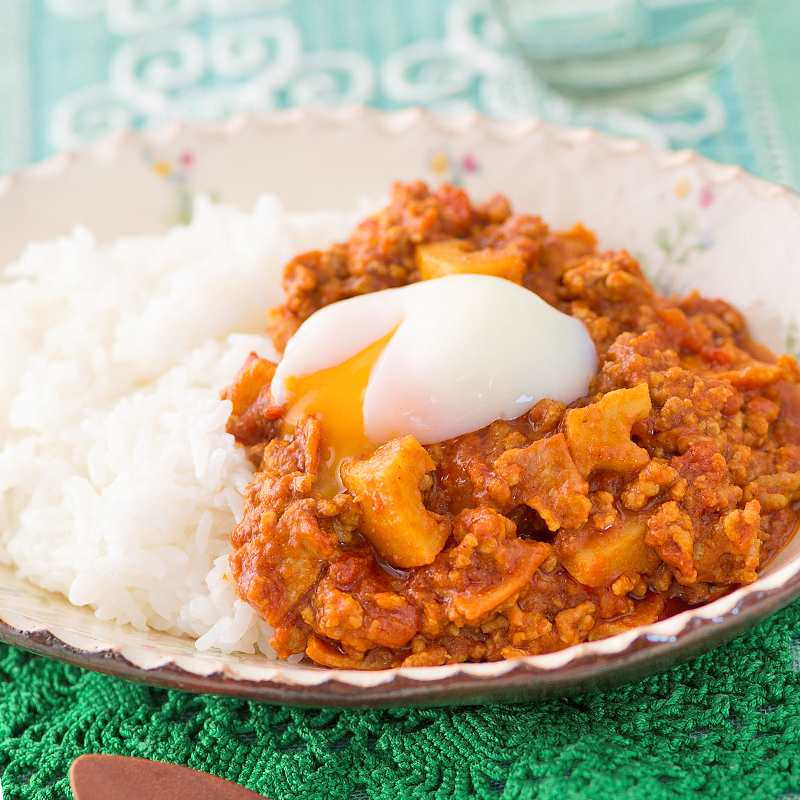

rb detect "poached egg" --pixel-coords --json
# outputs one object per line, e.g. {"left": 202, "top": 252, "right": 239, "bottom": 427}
{"left": 270, "top": 274, "right": 597, "bottom": 490}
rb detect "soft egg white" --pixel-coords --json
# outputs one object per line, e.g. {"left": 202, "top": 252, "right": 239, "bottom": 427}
{"left": 271, "top": 274, "right": 597, "bottom": 447}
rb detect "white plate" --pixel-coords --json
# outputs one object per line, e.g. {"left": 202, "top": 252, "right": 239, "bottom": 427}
{"left": 2, "top": 107, "right": 800, "bottom": 707}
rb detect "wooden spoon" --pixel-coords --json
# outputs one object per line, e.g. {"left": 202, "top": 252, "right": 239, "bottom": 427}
{"left": 69, "top": 754, "right": 267, "bottom": 800}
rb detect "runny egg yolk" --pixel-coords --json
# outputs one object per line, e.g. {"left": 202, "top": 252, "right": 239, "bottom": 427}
{"left": 282, "top": 329, "right": 395, "bottom": 496}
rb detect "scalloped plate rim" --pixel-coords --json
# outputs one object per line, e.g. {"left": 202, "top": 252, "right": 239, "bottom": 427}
{"left": 2, "top": 105, "right": 800, "bottom": 706}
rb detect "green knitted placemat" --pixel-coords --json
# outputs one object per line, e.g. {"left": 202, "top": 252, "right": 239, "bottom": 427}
{"left": 3, "top": 599, "right": 800, "bottom": 800}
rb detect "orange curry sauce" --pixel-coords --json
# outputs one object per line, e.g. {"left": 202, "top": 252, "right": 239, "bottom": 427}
{"left": 221, "top": 181, "right": 800, "bottom": 669}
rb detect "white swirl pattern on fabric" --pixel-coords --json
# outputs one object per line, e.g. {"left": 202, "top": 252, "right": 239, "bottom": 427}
{"left": 45, "top": 0, "right": 105, "bottom": 17}
{"left": 45, "top": 0, "right": 727, "bottom": 152}
{"left": 287, "top": 50, "right": 376, "bottom": 107}
{"left": 106, "top": 0, "right": 204, "bottom": 35}
{"left": 46, "top": 0, "right": 292, "bottom": 20}
{"left": 48, "top": 84, "right": 140, "bottom": 149}
{"left": 205, "top": 0, "right": 292, "bottom": 14}
{"left": 382, "top": 41, "right": 480, "bottom": 105}
{"left": 208, "top": 18, "right": 302, "bottom": 84}
{"left": 110, "top": 29, "right": 207, "bottom": 116}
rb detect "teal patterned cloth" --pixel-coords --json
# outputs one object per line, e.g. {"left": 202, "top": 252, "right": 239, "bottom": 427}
{"left": 0, "top": 0, "right": 798, "bottom": 187}
{"left": 3, "top": 2, "right": 800, "bottom": 799}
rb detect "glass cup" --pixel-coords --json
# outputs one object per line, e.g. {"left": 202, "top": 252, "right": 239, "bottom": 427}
{"left": 490, "top": 0, "right": 754, "bottom": 96}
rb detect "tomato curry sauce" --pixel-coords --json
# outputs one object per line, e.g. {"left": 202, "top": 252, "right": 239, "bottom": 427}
{"left": 221, "top": 181, "right": 800, "bottom": 669}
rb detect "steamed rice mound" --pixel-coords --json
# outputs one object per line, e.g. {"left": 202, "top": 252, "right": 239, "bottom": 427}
{"left": 0, "top": 194, "right": 366, "bottom": 656}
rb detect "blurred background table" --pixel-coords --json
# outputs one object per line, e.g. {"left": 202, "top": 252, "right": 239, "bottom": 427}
{"left": 3, "top": 1, "right": 800, "bottom": 799}
{"left": 1, "top": 0, "right": 800, "bottom": 187}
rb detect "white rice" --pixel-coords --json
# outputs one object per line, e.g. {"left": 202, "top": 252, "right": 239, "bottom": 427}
{"left": 0, "top": 193, "right": 369, "bottom": 656}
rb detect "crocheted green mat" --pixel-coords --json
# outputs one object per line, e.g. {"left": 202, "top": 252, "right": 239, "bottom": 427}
{"left": 2, "top": 602, "right": 800, "bottom": 800}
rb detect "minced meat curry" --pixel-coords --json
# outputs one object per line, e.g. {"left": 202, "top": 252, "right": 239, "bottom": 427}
{"left": 222, "top": 181, "right": 800, "bottom": 669}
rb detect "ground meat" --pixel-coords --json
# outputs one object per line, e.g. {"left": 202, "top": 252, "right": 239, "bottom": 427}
{"left": 225, "top": 181, "right": 800, "bottom": 669}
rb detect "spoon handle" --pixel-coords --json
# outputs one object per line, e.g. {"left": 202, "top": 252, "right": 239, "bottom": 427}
{"left": 69, "top": 754, "right": 267, "bottom": 800}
